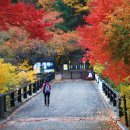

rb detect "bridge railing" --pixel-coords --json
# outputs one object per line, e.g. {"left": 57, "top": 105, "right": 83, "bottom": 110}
{"left": 0, "top": 73, "right": 55, "bottom": 119}
{"left": 95, "top": 74, "right": 130, "bottom": 127}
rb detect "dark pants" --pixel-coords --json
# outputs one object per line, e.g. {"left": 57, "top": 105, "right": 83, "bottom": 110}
{"left": 44, "top": 93, "right": 50, "bottom": 106}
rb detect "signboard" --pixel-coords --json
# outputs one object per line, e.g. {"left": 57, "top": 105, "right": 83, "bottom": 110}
{"left": 33, "top": 62, "right": 55, "bottom": 73}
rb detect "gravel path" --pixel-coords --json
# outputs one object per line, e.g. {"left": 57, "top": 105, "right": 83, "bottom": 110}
{"left": 0, "top": 80, "right": 121, "bottom": 130}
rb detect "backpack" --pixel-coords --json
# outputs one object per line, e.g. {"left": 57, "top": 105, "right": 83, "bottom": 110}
{"left": 44, "top": 84, "right": 50, "bottom": 94}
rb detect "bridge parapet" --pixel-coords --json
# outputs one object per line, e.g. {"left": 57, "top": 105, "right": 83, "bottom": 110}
{"left": 95, "top": 73, "right": 130, "bottom": 128}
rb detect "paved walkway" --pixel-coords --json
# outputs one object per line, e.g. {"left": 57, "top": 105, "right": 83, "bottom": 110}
{"left": 0, "top": 80, "right": 121, "bottom": 130}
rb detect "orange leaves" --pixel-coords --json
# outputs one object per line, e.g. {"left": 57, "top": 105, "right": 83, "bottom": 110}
{"left": 86, "top": 0, "right": 123, "bottom": 25}
{"left": 42, "top": 11, "right": 63, "bottom": 25}
{"left": 46, "top": 31, "right": 79, "bottom": 56}
{"left": 78, "top": 0, "right": 130, "bottom": 85}
{"left": 102, "top": 61, "right": 130, "bottom": 85}
{"left": 104, "top": 0, "right": 130, "bottom": 64}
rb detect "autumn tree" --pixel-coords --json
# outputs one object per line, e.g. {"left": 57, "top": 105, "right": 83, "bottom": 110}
{"left": 44, "top": 30, "right": 80, "bottom": 69}
{"left": 16, "top": 60, "right": 36, "bottom": 85}
{"left": 0, "top": 7, "right": 64, "bottom": 64}
{"left": 0, "top": 27, "right": 54, "bottom": 65}
{"left": 78, "top": 0, "right": 130, "bottom": 85}
{"left": 0, "top": 0, "right": 52, "bottom": 41}
{"left": 0, "top": 59, "right": 36, "bottom": 93}
{"left": 0, "top": 0, "right": 55, "bottom": 93}
{"left": 0, "top": 59, "right": 17, "bottom": 93}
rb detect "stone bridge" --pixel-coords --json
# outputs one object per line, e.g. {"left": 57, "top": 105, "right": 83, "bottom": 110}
{"left": 0, "top": 77, "right": 121, "bottom": 130}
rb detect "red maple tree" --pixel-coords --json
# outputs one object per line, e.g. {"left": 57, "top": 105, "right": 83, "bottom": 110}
{"left": 78, "top": 0, "right": 130, "bottom": 85}
{"left": 0, "top": 0, "right": 52, "bottom": 41}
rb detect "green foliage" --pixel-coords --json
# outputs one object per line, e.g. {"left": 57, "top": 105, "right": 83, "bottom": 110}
{"left": 54, "top": 0, "right": 88, "bottom": 31}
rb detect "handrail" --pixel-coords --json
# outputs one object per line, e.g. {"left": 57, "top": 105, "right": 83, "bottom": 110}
{"left": 0, "top": 73, "right": 55, "bottom": 119}
{"left": 95, "top": 73, "right": 130, "bottom": 127}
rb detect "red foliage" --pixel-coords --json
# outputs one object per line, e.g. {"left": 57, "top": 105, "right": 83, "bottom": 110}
{"left": 102, "top": 61, "right": 130, "bottom": 85}
{"left": 78, "top": 25, "right": 110, "bottom": 64}
{"left": 0, "top": 0, "right": 52, "bottom": 41}
{"left": 86, "top": 0, "right": 123, "bottom": 25}
{"left": 78, "top": 0, "right": 130, "bottom": 84}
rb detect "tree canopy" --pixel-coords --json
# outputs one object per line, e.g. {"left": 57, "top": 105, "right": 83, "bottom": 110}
{"left": 54, "top": 0, "right": 89, "bottom": 32}
{"left": 0, "top": 0, "right": 129, "bottom": 94}
{"left": 78, "top": 0, "right": 130, "bottom": 85}
{"left": 0, "top": 0, "right": 52, "bottom": 41}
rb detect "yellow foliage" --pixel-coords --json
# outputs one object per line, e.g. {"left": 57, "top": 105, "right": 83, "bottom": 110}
{"left": 119, "top": 84, "right": 130, "bottom": 97}
{"left": 0, "top": 59, "right": 36, "bottom": 94}
{"left": 16, "top": 71, "right": 28, "bottom": 86}
{"left": 0, "top": 59, "right": 17, "bottom": 93}
{"left": 16, "top": 70, "right": 36, "bottom": 86}
{"left": 26, "top": 70, "right": 36, "bottom": 83}
{"left": 63, "top": 0, "right": 89, "bottom": 12}
{"left": 18, "top": 60, "right": 32, "bottom": 71}
{"left": 93, "top": 63, "right": 105, "bottom": 75}
{"left": 17, "top": 60, "right": 36, "bottom": 85}
{"left": 77, "top": 6, "right": 89, "bottom": 12}
{"left": 118, "top": 84, "right": 130, "bottom": 121}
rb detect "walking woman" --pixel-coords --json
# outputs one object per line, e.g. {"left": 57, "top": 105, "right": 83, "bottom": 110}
{"left": 42, "top": 80, "right": 52, "bottom": 107}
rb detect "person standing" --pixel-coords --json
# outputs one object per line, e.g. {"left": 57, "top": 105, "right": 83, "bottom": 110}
{"left": 42, "top": 80, "right": 52, "bottom": 107}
